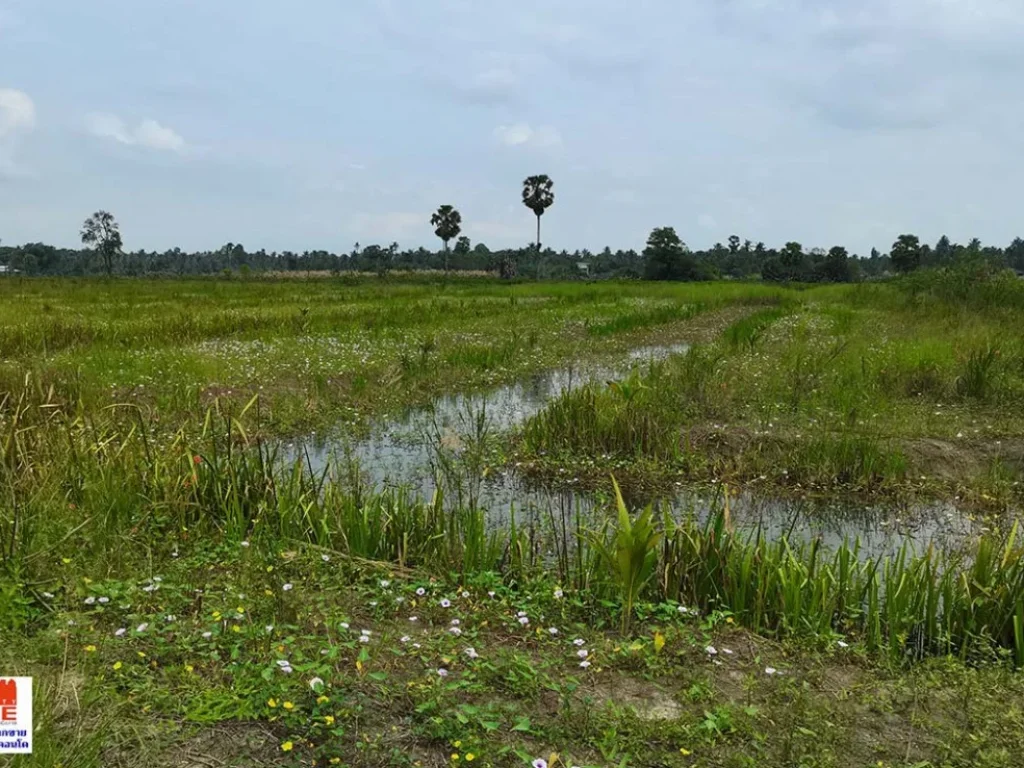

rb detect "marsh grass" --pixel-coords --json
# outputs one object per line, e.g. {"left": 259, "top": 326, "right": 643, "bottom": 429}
{"left": 3, "top": 391, "right": 1024, "bottom": 665}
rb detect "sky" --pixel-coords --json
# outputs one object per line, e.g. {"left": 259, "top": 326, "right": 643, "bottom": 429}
{"left": 1, "top": 0, "right": 1023, "bottom": 256}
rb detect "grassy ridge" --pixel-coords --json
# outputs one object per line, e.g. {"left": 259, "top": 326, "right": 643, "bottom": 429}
{"left": 519, "top": 274, "right": 1024, "bottom": 502}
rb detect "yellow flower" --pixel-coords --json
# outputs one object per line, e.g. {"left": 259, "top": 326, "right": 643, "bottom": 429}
{"left": 62, "top": 557, "right": 71, "bottom": 564}
{"left": 465, "top": 754, "right": 475, "bottom": 762}
{"left": 330, "top": 760, "right": 341, "bottom": 765}
{"left": 112, "top": 661, "right": 122, "bottom": 670}
{"left": 185, "top": 664, "right": 194, "bottom": 673}
{"left": 264, "top": 589, "right": 273, "bottom": 596}
{"left": 84, "top": 645, "right": 97, "bottom": 653}
{"left": 451, "top": 755, "right": 460, "bottom": 762}
{"left": 267, "top": 698, "right": 278, "bottom": 708}
{"left": 82, "top": 577, "right": 93, "bottom": 584}
{"left": 453, "top": 741, "right": 462, "bottom": 748}
{"left": 236, "top": 606, "right": 245, "bottom": 614}
{"left": 231, "top": 625, "right": 241, "bottom": 633}
{"left": 266, "top": 565, "right": 274, "bottom": 573}
{"left": 680, "top": 747, "right": 692, "bottom": 756}
{"left": 137, "top": 651, "right": 146, "bottom": 658}
{"left": 212, "top": 611, "right": 222, "bottom": 619}
{"left": 281, "top": 741, "right": 293, "bottom": 752}
{"left": 324, "top": 715, "right": 335, "bottom": 726}
{"left": 283, "top": 701, "right": 294, "bottom": 710}
{"left": 316, "top": 695, "right": 329, "bottom": 704}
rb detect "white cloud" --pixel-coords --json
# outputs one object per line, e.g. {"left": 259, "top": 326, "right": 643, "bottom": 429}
{"left": 493, "top": 122, "right": 562, "bottom": 148}
{"left": 0, "top": 88, "right": 35, "bottom": 176}
{"left": 0, "top": 89, "right": 35, "bottom": 136}
{"left": 86, "top": 112, "right": 186, "bottom": 153}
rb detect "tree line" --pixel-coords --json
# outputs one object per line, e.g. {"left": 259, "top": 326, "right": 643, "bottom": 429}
{"left": 3, "top": 174, "right": 1022, "bottom": 281}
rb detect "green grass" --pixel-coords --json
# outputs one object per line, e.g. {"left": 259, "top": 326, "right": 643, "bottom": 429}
{"left": 518, "top": 275, "right": 1024, "bottom": 504}
{"left": 4, "top": 272, "right": 1024, "bottom": 766}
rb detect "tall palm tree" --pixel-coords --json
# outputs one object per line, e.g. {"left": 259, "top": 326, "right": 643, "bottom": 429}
{"left": 521, "top": 175, "right": 554, "bottom": 250}
{"left": 430, "top": 205, "right": 462, "bottom": 273}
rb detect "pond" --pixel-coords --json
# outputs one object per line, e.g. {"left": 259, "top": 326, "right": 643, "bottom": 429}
{"left": 291, "top": 342, "right": 982, "bottom": 560}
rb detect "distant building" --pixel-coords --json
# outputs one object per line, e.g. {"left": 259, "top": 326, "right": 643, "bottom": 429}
{"left": 0, "top": 265, "right": 17, "bottom": 274}
{"left": 576, "top": 261, "right": 589, "bottom": 276}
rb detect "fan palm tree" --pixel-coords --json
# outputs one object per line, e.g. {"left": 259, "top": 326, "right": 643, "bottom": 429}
{"left": 430, "top": 205, "right": 462, "bottom": 273}
{"left": 521, "top": 175, "right": 554, "bottom": 250}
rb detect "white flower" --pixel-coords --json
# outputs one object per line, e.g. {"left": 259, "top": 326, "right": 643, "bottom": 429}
{"left": 152, "top": 577, "right": 162, "bottom": 583}
{"left": 265, "top": 625, "right": 274, "bottom": 633}
{"left": 548, "top": 627, "right": 559, "bottom": 635}
{"left": 202, "top": 631, "right": 213, "bottom": 639}
{"left": 837, "top": 640, "right": 849, "bottom": 648}
{"left": 308, "top": 676, "right": 324, "bottom": 691}
{"left": 573, "top": 638, "right": 585, "bottom": 646}
{"left": 516, "top": 611, "right": 527, "bottom": 618}
{"left": 518, "top": 616, "right": 529, "bottom": 626}
{"left": 114, "top": 628, "right": 127, "bottom": 637}
{"left": 577, "top": 649, "right": 589, "bottom": 658}
{"left": 282, "top": 583, "right": 293, "bottom": 591}
{"left": 436, "top": 668, "right": 448, "bottom": 677}
{"left": 553, "top": 588, "right": 564, "bottom": 599}
{"left": 450, "top": 619, "right": 460, "bottom": 626}
{"left": 408, "top": 616, "right": 418, "bottom": 622}
{"left": 461, "top": 590, "right": 470, "bottom": 598}
{"left": 395, "top": 596, "right": 405, "bottom": 603}
{"left": 533, "top": 760, "right": 548, "bottom": 768}
{"left": 98, "top": 597, "right": 110, "bottom": 604}
{"left": 84, "top": 597, "right": 96, "bottom": 605}
{"left": 705, "top": 645, "right": 718, "bottom": 656}
{"left": 579, "top": 660, "right": 591, "bottom": 669}
{"left": 369, "top": 601, "right": 378, "bottom": 607}
{"left": 321, "top": 554, "right": 330, "bottom": 562}
{"left": 275, "top": 660, "right": 291, "bottom": 668}
{"left": 240, "top": 540, "right": 250, "bottom": 548}
{"left": 765, "top": 667, "right": 779, "bottom": 676}
{"left": 340, "top": 622, "right": 350, "bottom": 630}
{"left": 723, "top": 648, "right": 734, "bottom": 655}
{"left": 380, "top": 579, "right": 390, "bottom": 588}
{"left": 136, "top": 623, "right": 149, "bottom": 633}
{"left": 43, "top": 592, "right": 55, "bottom": 599}
{"left": 464, "top": 647, "right": 479, "bottom": 659}
{"left": 412, "top": 642, "right": 421, "bottom": 649}
{"left": 280, "top": 664, "right": 293, "bottom": 674}
{"left": 400, "top": 636, "right": 411, "bottom": 643}
{"left": 142, "top": 584, "right": 157, "bottom": 592}
{"left": 361, "top": 629, "right": 371, "bottom": 636}
{"left": 677, "top": 606, "right": 689, "bottom": 614}
{"left": 358, "top": 635, "right": 370, "bottom": 644}
{"left": 416, "top": 587, "right": 426, "bottom": 596}
{"left": 449, "top": 627, "right": 462, "bottom": 636}
{"left": 440, "top": 598, "right": 451, "bottom": 608}
{"left": 487, "top": 590, "right": 496, "bottom": 598}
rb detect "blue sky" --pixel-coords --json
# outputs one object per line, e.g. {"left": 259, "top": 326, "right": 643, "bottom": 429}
{"left": 1, "top": 0, "right": 1022, "bottom": 255}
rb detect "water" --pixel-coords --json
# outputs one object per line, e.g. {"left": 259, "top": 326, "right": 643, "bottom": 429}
{"left": 291, "top": 342, "right": 983, "bottom": 560}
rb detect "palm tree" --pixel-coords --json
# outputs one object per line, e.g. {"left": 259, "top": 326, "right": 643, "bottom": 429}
{"left": 521, "top": 175, "right": 554, "bottom": 250}
{"left": 430, "top": 205, "right": 462, "bottom": 273}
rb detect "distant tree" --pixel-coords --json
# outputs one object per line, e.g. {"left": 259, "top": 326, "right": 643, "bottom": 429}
{"left": 430, "top": 204, "right": 462, "bottom": 273}
{"left": 728, "top": 235, "right": 741, "bottom": 254}
{"left": 643, "top": 227, "right": 699, "bottom": 281}
{"left": 890, "top": 234, "right": 923, "bottom": 273}
{"left": 453, "top": 235, "right": 471, "bottom": 257}
{"left": 935, "top": 235, "right": 953, "bottom": 264}
{"left": 822, "top": 246, "right": 853, "bottom": 282}
{"left": 1007, "top": 237, "right": 1024, "bottom": 271}
{"left": 81, "top": 210, "right": 123, "bottom": 276}
{"left": 521, "top": 175, "right": 554, "bottom": 250}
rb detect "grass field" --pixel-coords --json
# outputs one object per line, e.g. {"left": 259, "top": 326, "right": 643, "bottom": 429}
{"left": 3, "top": 271, "right": 1024, "bottom": 767}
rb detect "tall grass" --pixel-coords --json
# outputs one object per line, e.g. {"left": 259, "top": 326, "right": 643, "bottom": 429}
{"left": 3, "top": 391, "right": 1024, "bottom": 664}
